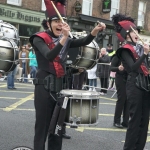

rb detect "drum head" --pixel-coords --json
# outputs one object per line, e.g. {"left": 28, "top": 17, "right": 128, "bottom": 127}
{"left": 60, "top": 89, "right": 99, "bottom": 99}
{"left": 0, "top": 21, "right": 20, "bottom": 46}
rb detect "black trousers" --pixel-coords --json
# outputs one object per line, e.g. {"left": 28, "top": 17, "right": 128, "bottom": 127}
{"left": 114, "top": 74, "right": 129, "bottom": 125}
{"left": 34, "top": 70, "right": 62, "bottom": 150}
{"left": 123, "top": 74, "right": 150, "bottom": 150}
{"left": 73, "top": 72, "right": 86, "bottom": 90}
{"left": 99, "top": 77, "right": 108, "bottom": 93}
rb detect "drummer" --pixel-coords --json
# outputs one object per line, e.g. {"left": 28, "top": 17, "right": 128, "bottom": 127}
{"left": 29, "top": 0, "right": 106, "bottom": 150}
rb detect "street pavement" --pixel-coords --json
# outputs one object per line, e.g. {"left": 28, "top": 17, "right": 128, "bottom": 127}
{"left": 0, "top": 80, "right": 150, "bottom": 150}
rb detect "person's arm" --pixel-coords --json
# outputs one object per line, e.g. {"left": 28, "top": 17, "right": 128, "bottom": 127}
{"left": 121, "top": 49, "right": 147, "bottom": 71}
{"left": 110, "top": 55, "right": 120, "bottom": 72}
{"left": 69, "top": 34, "right": 95, "bottom": 48}
{"left": 33, "top": 36, "right": 63, "bottom": 61}
{"left": 98, "top": 55, "right": 110, "bottom": 63}
{"left": 70, "top": 22, "right": 106, "bottom": 48}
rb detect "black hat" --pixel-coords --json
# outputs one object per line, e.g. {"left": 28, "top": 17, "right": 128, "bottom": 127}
{"left": 107, "top": 43, "right": 113, "bottom": 47}
{"left": 44, "top": 0, "right": 67, "bottom": 21}
{"left": 112, "top": 13, "right": 138, "bottom": 40}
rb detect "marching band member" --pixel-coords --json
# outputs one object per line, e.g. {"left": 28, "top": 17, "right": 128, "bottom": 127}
{"left": 110, "top": 54, "right": 129, "bottom": 128}
{"left": 29, "top": 0, "right": 106, "bottom": 150}
{"left": 112, "top": 13, "right": 150, "bottom": 150}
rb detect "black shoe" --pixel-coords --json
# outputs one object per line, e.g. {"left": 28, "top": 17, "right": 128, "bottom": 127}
{"left": 12, "top": 87, "right": 17, "bottom": 89}
{"left": 121, "top": 122, "right": 128, "bottom": 128}
{"left": 62, "top": 133, "right": 71, "bottom": 139}
{"left": 113, "top": 123, "right": 123, "bottom": 128}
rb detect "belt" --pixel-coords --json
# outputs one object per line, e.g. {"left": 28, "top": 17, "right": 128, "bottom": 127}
{"left": 33, "top": 78, "right": 48, "bottom": 85}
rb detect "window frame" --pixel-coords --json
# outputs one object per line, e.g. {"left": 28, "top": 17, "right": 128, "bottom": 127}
{"left": 137, "top": 1, "right": 146, "bottom": 27}
{"left": 82, "top": 0, "right": 93, "bottom": 16}
{"left": 41, "top": 0, "right": 46, "bottom": 11}
{"left": 7, "top": 0, "right": 22, "bottom": 6}
{"left": 110, "top": 0, "right": 120, "bottom": 19}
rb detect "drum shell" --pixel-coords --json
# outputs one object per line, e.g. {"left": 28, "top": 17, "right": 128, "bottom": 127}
{"left": 65, "top": 98, "right": 99, "bottom": 124}
{"left": 0, "top": 39, "right": 19, "bottom": 73}
{"left": 67, "top": 35, "right": 99, "bottom": 69}
{"left": 60, "top": 90, "right": 100, "bottom": 126}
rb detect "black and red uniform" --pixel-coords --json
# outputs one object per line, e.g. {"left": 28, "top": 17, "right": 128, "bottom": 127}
{"left": 29, "top": 30, "right": 95, "bottom": 150}
{"left": 117, "top": 42, "right": 150, "bottom": 150}
{"left": 110, "top": 55, "right": 129, "bottom": 127}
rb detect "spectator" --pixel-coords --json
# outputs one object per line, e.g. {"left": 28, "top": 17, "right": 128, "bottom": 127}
{"left": 87, "top": 64, "right": 97, "bottom": 91}
{"left": 25, "top": 43, "right": 32, "bottom": 52}
{"left": 19, "top": 46, "right": 30, "bottom": 83}
{"left": 7, "top": 66, "right": 17, "bottom": 90}
{"left": 96, "top": 48, "right": 110, "bottom": 95}
{"left": 108, "top": 71, "right": 116, "bottom": 91}
{"left": 29, "top": 48, "right": 38, "bottom": 79}
{"left": 106, "top": 43, "right": 116, "bottom": 59}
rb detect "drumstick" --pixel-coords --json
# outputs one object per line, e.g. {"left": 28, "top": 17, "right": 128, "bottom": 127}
{"left": 51, "top": 1, "right": 73, "bottom": 38}
{"left": 97, "top": 21, "right": 102, "bottom": 26}
{"left": 130, "top": 25, "right": 144, "bottom": 44}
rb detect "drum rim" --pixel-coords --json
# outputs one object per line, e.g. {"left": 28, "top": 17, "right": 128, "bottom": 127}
{"left": 60, "top": 89, "right": 100, "bottom": 96}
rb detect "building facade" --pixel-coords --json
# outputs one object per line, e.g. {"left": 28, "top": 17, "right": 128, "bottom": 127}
{"left": 0, "top": 0, "right": 45, "bottom": 46}
{"left": 0, "top": 0, "right": 150, "bottom": 48}
{"left": 67, "top": 0, "right": 150, "bottom": 49}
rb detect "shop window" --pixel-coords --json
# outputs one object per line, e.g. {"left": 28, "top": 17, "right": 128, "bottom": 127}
{"left": 19, "top": 24, "right": 39, "bottom": 37}
{"left": 137, "top": 1, "right": 146, "bottom": 27}
{"left": 110, "top": 0, "right": 120, "bottom": 19}
{"left": 82, "top": 0, "right": 93, "bottom": 16}
{"left": 7, "top": 0, "right": 22, "bottom": 6}
{"left": 41, "top": 0, "right": 46, "bottom": 11}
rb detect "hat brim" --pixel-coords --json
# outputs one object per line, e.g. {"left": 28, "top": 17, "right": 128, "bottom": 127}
{"left": 51, "top": 17, "right": 67, "bottom": 21}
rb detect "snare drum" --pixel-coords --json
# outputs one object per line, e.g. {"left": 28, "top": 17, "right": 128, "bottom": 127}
{"left": 0, "top": 20, "right": 20, "bottom": 46}
{"left": 67, "top": 34, "right": 99, "bottom": 70}
{"left": 0, "top": 38, "right": 19, "bottom": 73}
{"left": 60, "top": 89, "right": 100, "bottom": 127}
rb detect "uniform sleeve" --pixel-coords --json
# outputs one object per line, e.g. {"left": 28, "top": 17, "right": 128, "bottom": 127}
{"left": 69, "top": 33, "right": 95, "bottom": 48}
{"left": 33, "top": 36, "right": 63, "bottom": 61}
{"left": 121, "top": 49, "right": 147, "bottom": 72}
{"left": 110, "top": 55, "right": 119, "bottom": 72}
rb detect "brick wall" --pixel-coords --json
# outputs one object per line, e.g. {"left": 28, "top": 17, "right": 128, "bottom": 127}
{"left": 66, "top": 0, "right": 110, "bottom": 20}
{"left": 0, "top": 0, "right": 42, "bottom": 11}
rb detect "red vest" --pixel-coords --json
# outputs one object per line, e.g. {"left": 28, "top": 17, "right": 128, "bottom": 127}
{"left": 123, "top": 44, "right": 149, "bottom": 76}
{"left": 36, "top": 32, "right": 65, "bottom": 78}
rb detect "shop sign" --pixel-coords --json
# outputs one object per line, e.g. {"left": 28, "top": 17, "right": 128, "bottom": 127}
{"left": 0, "top": 7, "right": 40, "bottom": 22}
{"left": 74, "top": 1, "right": 82, "bottom": 12}
{"left": 102, "top": 0, "right": 111, "bottom": 13}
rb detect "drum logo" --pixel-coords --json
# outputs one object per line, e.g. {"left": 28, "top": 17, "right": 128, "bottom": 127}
{"left": 0, "top": 51, "right": 6, "bottom": 56}
{"left": 12, "top": 146, "right": 32, "bottom": 150}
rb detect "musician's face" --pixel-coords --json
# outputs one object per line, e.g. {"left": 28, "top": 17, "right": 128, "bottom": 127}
{"left": 126, "top": 30, "right": 139, "bottom": 43}
{"left": 48, "top": 19, "right": 63, "bottom": 37}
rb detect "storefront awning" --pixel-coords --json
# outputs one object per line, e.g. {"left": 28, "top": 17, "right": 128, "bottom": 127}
{"left": 78, "top": 14, "right": 113, "bottom": 27}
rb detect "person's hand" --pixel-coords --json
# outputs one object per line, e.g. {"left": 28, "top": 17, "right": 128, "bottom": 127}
{"left": 78, "top": 68, "right": 84, "bottom": 73}
{"left": 62, "top": 22, "right": 70, "bottom": 38}
{"left": 91, "top": 22, "right": 106, "bottom": 36}
{"left": 143, "top": 43, "right": 149, "bottom": 55}
{"left": 118, "top": 65, "right": 124, "bottom": 71}
{"left": 99, "top": 53, "right": 102, "bottom": 58}
{"left": 60, "top": 22, "right": 71, "bottom": 45}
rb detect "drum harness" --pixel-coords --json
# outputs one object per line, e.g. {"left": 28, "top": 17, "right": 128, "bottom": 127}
{"left": 33, "top": 74, "right": 64, "bottom": 101}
